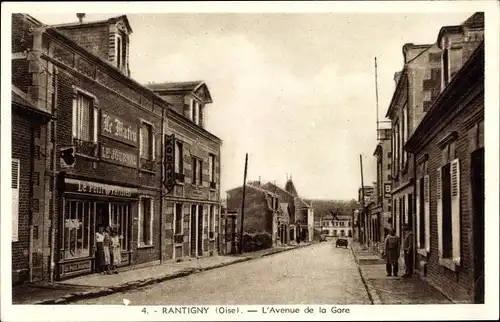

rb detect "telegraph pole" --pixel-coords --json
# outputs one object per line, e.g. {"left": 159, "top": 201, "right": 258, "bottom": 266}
{"left": 239, "top": 153, "right": 248, "bottom": 254}
{"left": 359, "top": 154, "right": 366, "bottom": 245}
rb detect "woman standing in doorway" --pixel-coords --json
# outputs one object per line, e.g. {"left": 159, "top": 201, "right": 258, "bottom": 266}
{"left": 95, "top": 225, "right": 110, "bottom": 273}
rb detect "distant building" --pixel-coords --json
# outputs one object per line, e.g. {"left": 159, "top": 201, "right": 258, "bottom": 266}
{"left": 320, "top": 212, "right": 353, "bottom": 238}
{"left": 226, "top": 182, "right": 280, "bottom": 250}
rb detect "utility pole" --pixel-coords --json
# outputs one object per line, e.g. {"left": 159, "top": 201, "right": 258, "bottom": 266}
{"left": 239, "top": 153, "right": 248, "bottom": 254}
{"left": 375, "top": 57, "right": 380, "bottom": 140}
{"left": 359, "top": 154, "right": 366, "bottom": 246}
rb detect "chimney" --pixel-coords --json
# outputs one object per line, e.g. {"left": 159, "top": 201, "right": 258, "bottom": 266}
{"left": 76, "top": 13, "right": 86, "bottom": 23}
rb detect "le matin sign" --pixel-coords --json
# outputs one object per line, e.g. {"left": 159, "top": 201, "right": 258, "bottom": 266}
{"left": 101, "top": 111, "right": 138, "bottom": 146}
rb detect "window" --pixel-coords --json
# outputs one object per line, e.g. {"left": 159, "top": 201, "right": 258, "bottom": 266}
{"left": 192, "top": 157, "right": 203, "bottom": 185}
{"left": 209, "top": 154, "right": 215, "bottom": 183}
{"left": 437, "top": 140, "right": 461, "bottom": 269}
{"left": 174, "top": 203, "right": 183, "bottom": 237}
{"left": 191, "top": 100, "right": 201, "bottom": 125}
{"left": 116, "top": 33, "right": 127, "bottom": 69}
{"left": 63, "top": 200, "right": 91, "bottom": 259}
{"left": 138, "top": 197, "right": 153, "bottom": 246}
{"left": 387, "top": 163, "right": 391, "bottom": 170}
{"left": 175, "top": 141, "right": 183, "bottom": 174}
{"left": 388, "top": 152, "right": 392, "bottom": 159}
{"left": 109, "top": 203, "right": 130, "bottom": 251}
{"left": 140, "top": 122, "right": 154, "bottom": 160}
{"left": 72, "top": 92, "right": 97, "bottom": 143}
{"left": 12, "top": 159, "right": 20, "bottom": 242}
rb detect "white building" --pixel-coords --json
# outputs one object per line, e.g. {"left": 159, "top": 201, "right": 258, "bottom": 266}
{"left": 320, "top": 212, "right": 353, "bottom": 237}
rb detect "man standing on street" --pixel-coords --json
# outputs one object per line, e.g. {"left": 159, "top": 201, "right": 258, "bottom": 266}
{"left": 383, "top": 229, "right": 400, "bottom": 277}
{"left": 402, "top": 224, "right": 414, "bottom": 278}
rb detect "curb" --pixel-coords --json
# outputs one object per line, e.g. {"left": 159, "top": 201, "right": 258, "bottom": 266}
{"left": 349, "top": 245, "right": 382, "bottom": 305}
{"left": 33, "top": 243, "right": 315, "bottom": 305}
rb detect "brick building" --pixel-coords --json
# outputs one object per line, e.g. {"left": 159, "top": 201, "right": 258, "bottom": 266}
{"left": 405, "top": 14, "right": 484, "bottom": 303}
{"left": 11, "top": 13, "right": 223, "bottom": 283}
{"left": 146, "top": 81, "right": 222, "bottom": 260}
{"left": 226, "top": 182, "right": 280, "bottom": 250}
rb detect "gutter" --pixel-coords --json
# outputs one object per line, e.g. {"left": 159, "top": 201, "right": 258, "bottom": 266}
{"left": 49, "top": 66, "right": 59, "bottom": 282}
{"left": 28, "top": 126, "right": 35, "bottom": 282}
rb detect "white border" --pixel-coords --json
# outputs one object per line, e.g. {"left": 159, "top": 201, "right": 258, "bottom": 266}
{"left": 2, "top": 1, "right": 499, "bottom": 321}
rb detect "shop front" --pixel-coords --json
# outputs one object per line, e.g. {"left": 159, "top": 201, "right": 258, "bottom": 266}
{"left": 57, "top": 177, "right": 139, "bottom": 280}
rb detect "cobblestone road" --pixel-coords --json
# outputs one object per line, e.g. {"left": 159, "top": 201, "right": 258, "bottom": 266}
{"left": 74, "top": 242, "right": 370, "bottom": 305}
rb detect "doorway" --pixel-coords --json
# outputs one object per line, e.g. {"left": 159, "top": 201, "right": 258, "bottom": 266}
{"left": 471, "top": 148, "right": 484, "bottom": 304}
{"left": 190, "top": 205, "right": 197, "bottom": 257}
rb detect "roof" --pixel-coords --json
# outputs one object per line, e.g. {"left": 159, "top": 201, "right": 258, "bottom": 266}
{"left": 12, "top": 85, "right": 53, "bottom": 119}
{"left": 437, "top": 12, "right": 484, "bottom": 49}
{"left": 227, "top": 183, "right": 278, "bottom": 198}
{"left": 284, "top": 179, "right": 298, "bottom": 197}
{"left": 51, "top": 15, "right": 133, "bottom": 34}
{"left": 146, "top": 81, "right": 213, "bottom": 104}
{"left": 146, "top": 81, "right": 204, "bottom": 92}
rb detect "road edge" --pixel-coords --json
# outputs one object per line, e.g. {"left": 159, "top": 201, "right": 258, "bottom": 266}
{"left": 349, "top": 244, "right": 382, "bottom": 305}
{"left": 31, "top": 243, "right": 316, "bottom": 305}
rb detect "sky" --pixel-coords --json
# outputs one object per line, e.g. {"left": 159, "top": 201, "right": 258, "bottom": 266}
{"left": 29, "top": 10, "right": 474, "bottom": 200}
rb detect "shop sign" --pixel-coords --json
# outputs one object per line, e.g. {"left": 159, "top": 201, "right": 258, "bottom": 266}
{"left": 61, "top": 260, "right": 91, "bottom": 275}
{"left": 164, "top": 134, "right": 175, "bottom": 193}
{"left": 101, "top": 111, "right": 138, "bottom": 146}
{"left": 384, "top": 183, "right": 392, "bottom": 198}
{"left": 65, "top": 178, "right": 139, "bottom": 198}
{"left": 101, "top": 142, "right": 138, "bottom": 168}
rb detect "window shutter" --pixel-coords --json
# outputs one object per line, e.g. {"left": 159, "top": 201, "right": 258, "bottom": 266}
{"left": 12, "top": 159, "right": 20, "bottom": 242}
{"left": 93, "top": 106, "right": 98, "bottom": 143}
{"left": 424, "top": 175, "right": 430, "bottom": 253}
{"left": 149, "top": 198, "right": 154, "bottom": 245}
{"left": 137, "top": 199, "right": 142, "bottom": 246}
{"left": 450, "top": 158, "right": 461, "bottom": 265}
{"left": 151, "top": 130, "right": 156, "bottom": 161}
{"left": 72, "top": 97, "right": 77, "bottom": 138}
{"left": 139, "top": 127, "right": 143, "bottom": 158}
{"left": 436, "top": 167, "right": 443, "bottom": 259}
{"left": 416, "top": 179, "right": 420, "bottom": 249}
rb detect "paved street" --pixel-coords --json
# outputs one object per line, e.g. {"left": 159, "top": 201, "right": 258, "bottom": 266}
{"left": 74, "top": 242, "right": 371, "bottom": 305}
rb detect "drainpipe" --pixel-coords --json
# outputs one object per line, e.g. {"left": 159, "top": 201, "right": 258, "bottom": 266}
{"left": 28, "top": 126, "right": 35, "bottom": 282}
{"left": 49, "top": 66, "right": 58, "bottom": 283}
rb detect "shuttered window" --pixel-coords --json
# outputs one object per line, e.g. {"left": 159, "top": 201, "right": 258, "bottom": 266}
{"left": 424, "top": 174, "right": 431, "bottom": 253}
{"left": 174, "top": 203, "right": 183, "bottom": 237}
{"left": 175, "top": 141, "right": 183, "bottom": 174}
{"left": 12, "top": 159, "right": 20, "bottom": 242}
{"left": 138, "top": 197, "right": 153, "bottom": 246}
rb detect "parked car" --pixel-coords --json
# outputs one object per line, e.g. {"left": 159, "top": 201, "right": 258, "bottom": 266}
{"left": 335, "top": 238, "right": 348, "bottom": 248}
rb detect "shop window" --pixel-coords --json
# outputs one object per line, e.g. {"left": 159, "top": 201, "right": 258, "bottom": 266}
{"left": 109, "top": 203, "right": 130, "bottom": 251}
{"left": 64, "top": 200, "right": 92, "bottom": 260}
{"left": 138, "top": 197, "right": 153, "bottom": 247}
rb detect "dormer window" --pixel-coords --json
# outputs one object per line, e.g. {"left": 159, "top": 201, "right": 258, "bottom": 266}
{"left": 115, "top": 33, "right": 126, "bottom": 70}
{"left": 190, "top": 99, "right": 203, "bottom": 126}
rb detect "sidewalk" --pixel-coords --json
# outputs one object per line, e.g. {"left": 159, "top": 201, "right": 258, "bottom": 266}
{"left": 12, "top": 243, "right": 313, "bottom": 305}
{"left": 350, "top": 242, "right": 452, "bottom": 305}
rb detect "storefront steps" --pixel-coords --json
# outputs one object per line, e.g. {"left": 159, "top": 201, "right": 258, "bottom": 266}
{"left": 12, "top": 243, "right": 314, "bottom": 305}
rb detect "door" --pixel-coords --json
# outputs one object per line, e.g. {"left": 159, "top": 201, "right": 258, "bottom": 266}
{"left": 226, "top": 215, "right": 236, "bottom": 254}
{"left": 190, "top": 205, "right": 197, "bottom": 257}
{"left": 471, "top": 148, "right": 484, "bottom": 304}
{"left": 197, "top": 205, "right": 204, "bottom": 256}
